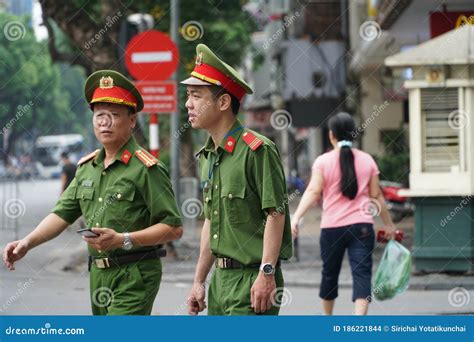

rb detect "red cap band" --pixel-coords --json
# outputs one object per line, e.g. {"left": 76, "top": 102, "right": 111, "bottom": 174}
{"left": 91, "top": 86, "right": 138, "bottom": 108}
{"left": 193, "top": 63, "right": 246, "bottom": 101}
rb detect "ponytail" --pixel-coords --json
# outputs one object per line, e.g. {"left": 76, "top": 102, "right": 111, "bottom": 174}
{"left": 339, "top": 146, "right": 358, "bottom": 199}
{"left": 328, "top": 112, "right": 359, "bottom": 200}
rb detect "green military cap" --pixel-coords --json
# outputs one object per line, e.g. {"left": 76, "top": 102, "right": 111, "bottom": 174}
{"left": 84, "top": 70, "right": 144, "bottom": 113}
{"left": 180, "top": 44, "right": 253, "bottom": 101}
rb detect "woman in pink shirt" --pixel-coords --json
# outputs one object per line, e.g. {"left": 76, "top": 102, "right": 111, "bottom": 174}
{"left": 291, "top": 112, "right": 396, "bottom": 315}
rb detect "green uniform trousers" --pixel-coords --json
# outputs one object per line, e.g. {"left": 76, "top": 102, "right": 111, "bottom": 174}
{"left": 89, "top": 258, "right": 162, "bottom": 315}
{"left": 208, "top": 267, "right": 284, "bottom": 315}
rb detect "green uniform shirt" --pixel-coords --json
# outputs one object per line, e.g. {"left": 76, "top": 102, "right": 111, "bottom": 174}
{"left": 52, "top": 136, "right": 182, "bottom": 258}
{"left": 197, "top": 120, "right": 293, "bottom": 265}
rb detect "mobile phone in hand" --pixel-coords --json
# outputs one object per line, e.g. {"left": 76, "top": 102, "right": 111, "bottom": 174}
{"left": 76, "top": 228, "right": 99, "bottom": 238}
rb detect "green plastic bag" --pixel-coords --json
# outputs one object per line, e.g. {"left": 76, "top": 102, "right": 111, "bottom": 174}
{"left": 372, "top": 240, "right": 412, "bottom": 301}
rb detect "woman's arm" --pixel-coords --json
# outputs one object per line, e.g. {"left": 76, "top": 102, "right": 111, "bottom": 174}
{"left": 369, "top": 175, "right": 397, "bottom": 236}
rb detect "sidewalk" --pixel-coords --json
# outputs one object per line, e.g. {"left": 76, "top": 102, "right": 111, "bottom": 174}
{"left": 159, "top": 200, "right": 474, "bottom": 291}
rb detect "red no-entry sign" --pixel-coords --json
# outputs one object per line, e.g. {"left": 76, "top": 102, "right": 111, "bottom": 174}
{"left": 125, "top": 30, "right": 179, "bottom": 81}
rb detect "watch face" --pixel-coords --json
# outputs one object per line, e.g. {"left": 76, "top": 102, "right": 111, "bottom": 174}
{"left": 263, "top": 264, "right": 273, "bottom": 274}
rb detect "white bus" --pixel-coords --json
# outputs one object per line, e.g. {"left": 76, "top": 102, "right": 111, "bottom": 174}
{"left": 35, "top": 134, "right": 85, "bottom": 178}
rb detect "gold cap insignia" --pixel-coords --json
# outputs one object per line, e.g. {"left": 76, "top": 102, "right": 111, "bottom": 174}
{"left": 99, "top": 76, "right": 114, "bottom": 89}
{"left": 195, "top": 52, "right": 203, "bottom": 65}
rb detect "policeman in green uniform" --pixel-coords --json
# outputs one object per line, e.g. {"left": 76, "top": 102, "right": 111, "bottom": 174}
{"left": 3, "top": 70, "right": 183, "bottom": 315}
{"left": 183, "top": 44, "right": 293, "bottom": 315}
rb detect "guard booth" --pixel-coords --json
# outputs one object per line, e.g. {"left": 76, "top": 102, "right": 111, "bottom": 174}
{"left": 385, "top": 25, "right": 474, "bottom": 272}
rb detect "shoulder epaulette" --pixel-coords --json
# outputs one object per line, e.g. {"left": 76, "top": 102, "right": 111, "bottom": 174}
{"left": 242, "top": 131, "right": 264, "bottom": 151}
{"left": 135, "top": 149, "right": 158, "bottom": 167}
{"left": 77, "top": 149, "right": 100, "bottom": 166}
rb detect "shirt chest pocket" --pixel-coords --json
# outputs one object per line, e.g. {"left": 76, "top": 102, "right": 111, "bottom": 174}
{"left": 220, "top": 183, "right": 249, "bottom": 225}
{"left": 75, "top": 187, "right": 95, "bottom": 201}
{"left": 106, "top": 186, "right": 136, "bottom": 203}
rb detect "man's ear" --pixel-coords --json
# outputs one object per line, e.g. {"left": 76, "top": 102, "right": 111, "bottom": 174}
{"left": 130, "top": 113, "right": 137, "bottom": 129}
{"left": 218, "top": 93, "right": 232, "bottom": 112}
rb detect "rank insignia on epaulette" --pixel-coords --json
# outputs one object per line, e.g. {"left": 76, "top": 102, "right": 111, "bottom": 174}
{"left": 121, "top": 149, "right": 132, "bottom": 165}
{"left": 224, "top": 136, "right": 236, "bottom": 153}
{"left": 77, "top": 149, "right": 100, "bottom": 166}
{"left": 135, "top": 150, "right": 158, "bottom": 167}
{"left": 242, "top": 131, "right": 263, "bottom": 151}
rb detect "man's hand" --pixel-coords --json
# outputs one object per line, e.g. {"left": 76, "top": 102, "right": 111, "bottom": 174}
{"left": 251, "top": 272, "right": 276, "bottom": 313}
{"left": 187, "top": 282, "right": 207, "bottom": 315}
{"left": 83, "top": 228, "right": 123, "bottom": 252}
{"left": 3, "top": 239, "right": 30, "bottom": 270}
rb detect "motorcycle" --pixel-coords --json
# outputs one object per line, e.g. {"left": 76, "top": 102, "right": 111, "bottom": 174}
{"left": 380, "top": 180, "right": 414, "bottom": 223}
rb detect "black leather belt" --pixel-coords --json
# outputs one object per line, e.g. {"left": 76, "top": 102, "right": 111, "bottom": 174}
{"left": 215, "top": 257, "right": 281, "bottom": 269}
{"left": 89, "top": 248, "right": 166, "bottom": 270}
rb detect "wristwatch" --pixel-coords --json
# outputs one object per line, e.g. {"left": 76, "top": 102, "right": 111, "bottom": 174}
{"left": 122, "top": 232, "right": 133, "bottom": 251}
{"left": 260, "top": 263, "right": 275, "bottom": 275}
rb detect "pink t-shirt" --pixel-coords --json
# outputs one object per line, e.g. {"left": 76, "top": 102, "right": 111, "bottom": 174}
{"left": 312, "top": 148, "right": 380, "bottom": 229}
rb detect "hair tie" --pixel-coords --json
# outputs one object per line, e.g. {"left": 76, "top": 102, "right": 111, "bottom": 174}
{"left": 337, "top": 140, "right": 353, "bottom": 148}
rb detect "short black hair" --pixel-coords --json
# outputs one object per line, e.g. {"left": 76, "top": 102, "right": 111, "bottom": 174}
{"left": 207, "top": 86, "right": 240, "bottom": 115}
{"left": 90, "top": 102, "right": 135, "bottom": 115}
{"left": 61, "top": 152, "right": 69, "bottom": 159}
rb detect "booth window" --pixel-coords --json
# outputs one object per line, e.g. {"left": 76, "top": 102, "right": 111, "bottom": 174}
{"left": 420, "top": 87, "right": 464, "bottom": 173}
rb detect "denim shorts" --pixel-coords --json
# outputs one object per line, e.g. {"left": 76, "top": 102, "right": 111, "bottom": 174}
{"left": 319, "top": 223, "right": 375, "bottom": 302}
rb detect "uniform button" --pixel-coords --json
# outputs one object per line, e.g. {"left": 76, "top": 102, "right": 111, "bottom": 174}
{"left": 98, "top": 197, "right": 103, "bottom": 202}
{"left": 213, "top": 210, "right": 218, "bottom": 216}
{"left": 215, "top": 162, "right": 219, "bottom": 166}
{"left": 205, "top": 197, "right": 209, "bottom": 202}
{"left": 215, "top": 185, "right": 218, "bottom": 190}
{"left": 95, "top": 223, "right": 100, "bottom": 227}
{"left": 117, "top": 193, "right": 122, "bottom": 199}
{"left": 213, "top": 234, "right": 218, "bottom": 239}
{"left": 102, "top": 171, "right": 106, "bottom": 176}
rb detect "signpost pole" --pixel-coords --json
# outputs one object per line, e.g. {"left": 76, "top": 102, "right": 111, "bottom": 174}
{"left": 170, "top": 0, "right": 180, "bottom": 202}
{"left": 149, "top": 113, "right": 159, "bottom": 157}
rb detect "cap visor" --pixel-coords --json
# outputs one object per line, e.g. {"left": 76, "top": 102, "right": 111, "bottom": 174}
{"left": 180, "top": 76, "right": 213, "bottom": 86}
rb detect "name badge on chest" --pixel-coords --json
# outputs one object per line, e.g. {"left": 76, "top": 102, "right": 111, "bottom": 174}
{"left": 81, "top": 180, "right": 94, "bottom": 187}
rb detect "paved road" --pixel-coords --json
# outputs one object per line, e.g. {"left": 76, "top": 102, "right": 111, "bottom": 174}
{"left": 0, "top": 179, "right": 472, "bottom": 315}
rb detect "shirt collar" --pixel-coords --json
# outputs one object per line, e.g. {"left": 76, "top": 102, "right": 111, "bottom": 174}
{"left": 196, "top": 119, "right": 244, "bottom": 158}
{"left": 93, "top": 136, "right": 138, "bottom": 167}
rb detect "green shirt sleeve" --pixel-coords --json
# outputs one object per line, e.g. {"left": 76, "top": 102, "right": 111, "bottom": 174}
{"left": 249, "top": 143, "right": 287, "bottom": 213}
{"left": 142, "top": 162, "right": 183, "bottom": 227}
{"left": 51, "top": 177, "right": 82, "bottom": 224}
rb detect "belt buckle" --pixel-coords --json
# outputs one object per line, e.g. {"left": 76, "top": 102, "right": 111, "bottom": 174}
{"left": 217, "top": 258, "right": 228, "bottom": 268}
{"left": 94, "top": 257, "right": 111, "bottom": 269}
